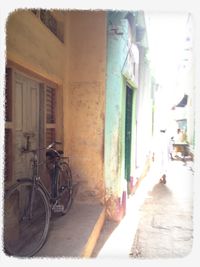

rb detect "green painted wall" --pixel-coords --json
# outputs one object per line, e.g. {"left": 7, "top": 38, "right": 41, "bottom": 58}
{"left": 104, "top": 12, "right": 138, "bottom": 219}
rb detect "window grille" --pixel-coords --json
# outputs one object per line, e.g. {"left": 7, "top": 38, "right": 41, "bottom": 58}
{"left": 45, "top": 85, "right": 56, "bottom": 146}
{"left": 46, "top": 86, "right": 56, "bottom": 123}
{"left": 31, "top": 9, "right": 64, "bottom": 43}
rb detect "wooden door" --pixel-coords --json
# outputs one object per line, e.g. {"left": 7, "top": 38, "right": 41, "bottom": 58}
{"left": 14, "top": 72, "right": 40, "bottom": 180}
{"left": 125, "top": 85, "right": 133, "bottom": 181}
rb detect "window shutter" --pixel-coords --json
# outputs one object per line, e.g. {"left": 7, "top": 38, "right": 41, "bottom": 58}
{"left": 5, "top": 67, "right": 13, "bottom": 182}
{"left": 5, "top": 68, "right": 12, "bottom": 122}
{"left": 46, "top": 86, "right": 56, "bottom": 123}
{"left": 45, "top": 86, "right": 56, "bottom": 146}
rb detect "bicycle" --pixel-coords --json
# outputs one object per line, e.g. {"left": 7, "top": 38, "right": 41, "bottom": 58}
{"left": 4, "top": 142, "right": 73, "bottom": 257}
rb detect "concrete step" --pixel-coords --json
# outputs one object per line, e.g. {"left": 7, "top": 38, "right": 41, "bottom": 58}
{"left": 35, "top": 200, "right": 105, "bottom": 258}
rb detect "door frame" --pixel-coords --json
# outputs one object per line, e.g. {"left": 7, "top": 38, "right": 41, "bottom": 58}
{"left": 14, "top": 70, "right": 40, "bottom": 180}
{"left": 124, "top": 83, "right": 134, "bottom": 182}
{"left": 5, "top": 62, "right": 60, "bottom": 187}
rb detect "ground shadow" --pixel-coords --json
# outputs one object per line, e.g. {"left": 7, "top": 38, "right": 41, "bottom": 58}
{"left": 91, "top": 219, "right": 119, "bottom": 257}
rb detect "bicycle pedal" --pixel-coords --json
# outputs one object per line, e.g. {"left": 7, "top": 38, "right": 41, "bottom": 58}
{"left": 52, "top": 204, "right": 64, "bottom": 213}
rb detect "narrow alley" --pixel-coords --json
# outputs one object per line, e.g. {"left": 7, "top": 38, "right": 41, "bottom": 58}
{"left": 1, "top": 7, "right": 197, "bottom": 265}
{"left": 94, "top": 159, "right": 194, "bottom": 259}
{"left": 130, "top": 160, "right": 193, "bottom": 258}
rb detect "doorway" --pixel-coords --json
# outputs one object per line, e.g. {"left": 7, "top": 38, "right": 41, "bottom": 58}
{"left": 14, "top": 71, "right": 40, "bottom": 180}
{"left": 125, "top": 84, "right": 133, "bottom": 182}
{"left": 5, "top": 66, "right": 59, "bottom": 192}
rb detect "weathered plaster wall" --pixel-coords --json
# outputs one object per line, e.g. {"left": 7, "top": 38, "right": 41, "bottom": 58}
{"left": 105, "top": 12, "right": 138, "bottom": 220}
{"left": 6, "top": 10, "right": 64, "bottom": 84}
{"left": 105, "top": 17, "right": 126, "bottom": 198}
{"left": 6, "top": 10, "right": 107, "bottom": 203}
{"left": 6, "top": 10, "right": 65, "bottom": 150}
{"left": 63, "top": 11, "right": 107, "bottom": 202}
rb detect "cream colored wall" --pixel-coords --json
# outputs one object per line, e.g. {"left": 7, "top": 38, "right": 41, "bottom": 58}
{"left": 63, "top": 11, "right": 107, "bottom": 202}
{"left": 6, "top": 9, "right": 107, "bottom": 203}
{"left": 6, "top": 10, "right": 64, "bottom": 84}
{"left": 6, "top": 10, "right": 64, "bottom": 142}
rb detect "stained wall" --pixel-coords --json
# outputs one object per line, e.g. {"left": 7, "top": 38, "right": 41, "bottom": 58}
{"left": 6, "top": 10, "right": 64, "bottom": 143}
{"left": 6, "top": 10, "right": 64, "bottom": 84}
{"left": 63, "top": 11, "right": 107, "bottom": 202}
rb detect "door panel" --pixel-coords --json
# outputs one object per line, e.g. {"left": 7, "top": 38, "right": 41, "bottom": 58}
{"left": 14, "top": 72, "right": 40, "bottom": 180}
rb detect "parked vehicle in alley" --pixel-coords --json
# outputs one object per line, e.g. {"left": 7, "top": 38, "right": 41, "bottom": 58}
{"left": 4, "top": 142, "right": 73, "bottom": 257}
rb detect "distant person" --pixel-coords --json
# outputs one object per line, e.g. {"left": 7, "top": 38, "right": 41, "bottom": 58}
{"left": 158, "top": 129, "right": 169, "bottom": 184}
{"left": 169, "top": 136, "right": 175, "bottom": 160}
{"left": 175, "top": 128, "right": 183, "bottom": 143}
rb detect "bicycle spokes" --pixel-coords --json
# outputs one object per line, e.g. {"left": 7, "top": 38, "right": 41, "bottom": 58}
{"left": 4, "top": 182, "right": 50, "bottom": 257}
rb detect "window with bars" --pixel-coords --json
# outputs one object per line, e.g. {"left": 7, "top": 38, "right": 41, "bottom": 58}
{"left": 31, "top": 9, "right": 64, "bottom": 43}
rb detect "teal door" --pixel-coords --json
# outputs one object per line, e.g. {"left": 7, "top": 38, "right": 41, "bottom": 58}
{"left": 125, "top": 85, "right": 133, "bottom": 181}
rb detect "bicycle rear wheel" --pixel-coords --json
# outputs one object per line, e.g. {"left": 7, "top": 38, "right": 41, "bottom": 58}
{"left": 58, "top": 162, "right": 73, "bottom": 215}
{"left": 4, "top": 180, "right": 50, "bottom": 257}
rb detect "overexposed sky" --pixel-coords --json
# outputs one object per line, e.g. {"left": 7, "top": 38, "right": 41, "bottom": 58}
{"left": 145, "top": 13, "right": 189, "bottom": 130}
{"left": 145, "top": 12, "right": 190, "bottom": 118}
{"left": 145, "top": 13, "right": 187, "bottom": 88}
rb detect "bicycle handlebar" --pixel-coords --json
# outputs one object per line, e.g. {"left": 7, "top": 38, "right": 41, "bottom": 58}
{"left": 21, "top": 141, "right": 62, "bottom": 155}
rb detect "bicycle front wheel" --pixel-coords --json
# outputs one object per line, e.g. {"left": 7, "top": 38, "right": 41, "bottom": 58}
{"left": 4, "top": 180, "right": 50, "bottom": 257}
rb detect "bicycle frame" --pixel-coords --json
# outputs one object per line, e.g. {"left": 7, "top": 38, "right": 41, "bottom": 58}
{"left": 20, "top": 143, "right": 71, "bottom": 214}
{"left": 4, "top": 141, "right": 71, "bottom": 257}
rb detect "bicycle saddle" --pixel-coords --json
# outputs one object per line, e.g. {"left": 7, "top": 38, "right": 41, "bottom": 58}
{"left": 46, "top": 149, "right": 60, "bottom": 159}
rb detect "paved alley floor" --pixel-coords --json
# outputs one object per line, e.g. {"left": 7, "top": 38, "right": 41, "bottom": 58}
{"left": 95, "top": 160, "right": 194, "bottom": 260}
{"left": 34, "top": 200, "right": 104, "bottom": 258}
{"left": 130, "top": 160, "right": 193, "bottom": 259}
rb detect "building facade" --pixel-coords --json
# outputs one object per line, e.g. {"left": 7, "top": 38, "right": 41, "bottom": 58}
{"left": 5, "top": 9, "right": 154, "bottom": 221}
